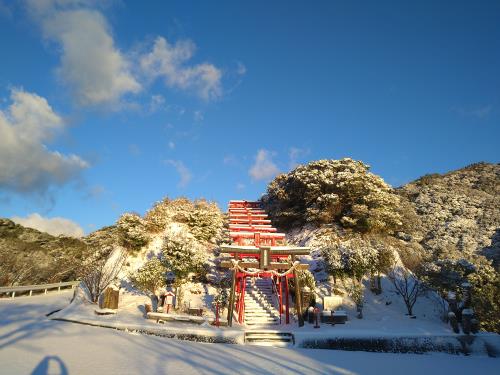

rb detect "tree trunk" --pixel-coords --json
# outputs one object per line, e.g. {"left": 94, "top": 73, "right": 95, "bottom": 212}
{"left": 376, "top": 273, "right": 382, "bottom": 294}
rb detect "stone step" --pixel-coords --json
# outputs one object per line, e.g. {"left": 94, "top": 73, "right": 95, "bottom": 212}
{"left": 245, "top": 320, "right": 280, "bottom": 325}
{"left": 245, "top": 313, "right": 278, "bottom": 318}
{"left": 245, "top": 335, "right": 292, "bottom": 341}
{"left": 245, "top": 305, "right": 275, "bottom": 310}
{"left": 245, "top": 306, "right": 277, "bottom": 310}
{"left": 245, "top": 331, "right": 294, "bottom": 347}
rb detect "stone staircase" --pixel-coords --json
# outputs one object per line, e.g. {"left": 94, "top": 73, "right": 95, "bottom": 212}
{"left": 244, "top": 278, "right": 280, "bottom": 326}
{"left": 245, "top": 330, "right": 294, "bottom": 347}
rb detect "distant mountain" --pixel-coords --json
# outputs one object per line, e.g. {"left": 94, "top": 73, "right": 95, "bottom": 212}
{"left": 398, "top": 162, "right": 500, "bottom": 267}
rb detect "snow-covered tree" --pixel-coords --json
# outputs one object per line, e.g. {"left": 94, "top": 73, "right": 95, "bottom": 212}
{"left": 186, "top": 200, "right": 225, "bottom": 243}
{"left": 348, "top": 283, "right": 365, "bottom": 318}
{"left": 321, "top": 236, "right": 380, "bottom": 284}
{"left": 161, "top": 229, "right": 208, "bottom": 281}
{"left": 321, "top": 243, "right": 344, "bottom": 284}
{"left": 129, "top": 257, "right": 167, "bottom": 305}
{"left": 419, "top": 246, "right": 499, "bottom": 331}
{"left": 144, "top": 197, "right": 224, "bottom": 243}
{"left": 116, "top": 212, "right": 149, "bottom": 252}
{"left": 263, "top": 158, "right": 405, "bottom": 234}
{"left": 340, "top": 238, "right": 378, "bottom": 282}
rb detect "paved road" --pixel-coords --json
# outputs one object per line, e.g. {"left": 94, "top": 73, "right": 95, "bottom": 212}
{"left": 0, "top": 293, "right": 498, "bottom": 375}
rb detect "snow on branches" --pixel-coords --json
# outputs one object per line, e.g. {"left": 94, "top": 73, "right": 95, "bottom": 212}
{"left": 263, "top": 158, "right": 404, "bottom": 234}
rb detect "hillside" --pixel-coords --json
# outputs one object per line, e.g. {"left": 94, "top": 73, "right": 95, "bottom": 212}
{"left": 0, "top": 218, "right": 88, "bottom": 286}
{"left": 397, "top": 162, "right": 500, "bottom": 268}
{"left": 263, "top": 159, "right": 499, "bottom": 332}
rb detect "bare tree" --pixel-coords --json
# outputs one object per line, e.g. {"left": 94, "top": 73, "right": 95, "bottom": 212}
{"left": 0, "top": 248, "right": 36, "bottom": 286}
{"left": 80, "top": 247, "right": 126, "bottom": 303}
{"left": 388, "top": 266, "right": 426, "bottom": 316}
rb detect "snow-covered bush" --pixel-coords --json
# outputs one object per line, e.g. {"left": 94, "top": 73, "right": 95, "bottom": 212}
{"left": 129, "top": 257, "right": 167, "bottom": 301}
{"left": 161, "top": 229, "right": 208, "bottom": 281}
{"left": 348, "top": 283, "right": 364, "bottom": 305}
{"left": 116, "top": 212, "right": 150, "bottom": 252}
{"left": 419, "top": 246, "right": 500, "bottom": 332}
{"left": 320, "top": 243, "right": 344, "bottom": 283}
{"left": 340, "top": 239, "right": 379, "bottom": 282}
{"left": 262, "top": 158, "right": 405, "bottom": 234}
{"left": 299, "top": 269, "right": 316, "bottom": 291}
{"left": 144, "top": 197, "right": 192, "bottom": 233}
{"left": 289, "top": 269, "right": 316, "bottom": 295}
{"left": 320, "top": 236, "right": 378, "bottom": 283}
{"left": 186, "top": 201, "right": 225, "bottom": 243}
{"left": 144, "top": 197, "right": 224, "bottom": 243}
{"left": 212, "top": 288, "right": 229, "bottom": 309}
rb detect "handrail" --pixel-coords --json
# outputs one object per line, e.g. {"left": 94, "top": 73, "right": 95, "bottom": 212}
{"left": 0, "top": 281, "right": 80, "bottom": 298}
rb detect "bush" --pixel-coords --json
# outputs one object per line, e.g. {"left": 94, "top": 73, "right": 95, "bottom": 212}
{"left": 262, "top": 158, "right": 405, "bottom": 234}
{"left": 290, "top": 269, "right": 316, "bottom": 293}
{"left": 129, "top": 257, "right": 167, "bottom": 297}
{"left": 116, "top": 213, "right": 149, "bottom": 252}
{"left": 161, "top": 229, "right": 208, "bottom": 281}
{"left": 186, "top": 201, "right": 225, "bottom": 242}
{"left": 212, "top": 288, "right": 229, "bottom": 309}
{"left": 419, "top": 245, "right": 500, "bottom": 332}
{"left": 145, "top": 197, "right": 224, "bottom": 243}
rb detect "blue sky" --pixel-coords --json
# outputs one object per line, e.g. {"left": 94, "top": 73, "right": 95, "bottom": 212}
{"left": 0, "top": 0, "right": 498, "bottom": 236}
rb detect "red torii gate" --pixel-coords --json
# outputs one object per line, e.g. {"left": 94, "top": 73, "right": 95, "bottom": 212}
{"left": 221, "top": 200, "right": 310, "bottom": 327}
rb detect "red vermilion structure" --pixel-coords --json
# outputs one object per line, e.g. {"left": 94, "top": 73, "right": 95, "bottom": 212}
{"left": 220, "top": 200, "right": 310, "bottom": 327}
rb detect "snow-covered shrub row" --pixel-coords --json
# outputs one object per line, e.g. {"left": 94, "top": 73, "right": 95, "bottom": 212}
{"left": 144, "top": 197, "right": 224, "bottom": 243}
{"left": 298, "top": 336, "right": 475, "bottom": 355}
{"left": 262, "top": 158, "right": 407, "bottom": 234}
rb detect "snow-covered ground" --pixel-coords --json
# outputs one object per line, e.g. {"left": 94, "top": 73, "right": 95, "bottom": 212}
{"left": 1, "top": 293, "right": 499, "bottom": 374}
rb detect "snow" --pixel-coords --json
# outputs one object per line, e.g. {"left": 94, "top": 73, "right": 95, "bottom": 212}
{"left": 1, "top": 292, "right": 499, "bottom": 374}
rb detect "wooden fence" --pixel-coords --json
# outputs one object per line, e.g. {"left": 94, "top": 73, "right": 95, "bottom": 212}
{"left": 0, "top": 281, "right": 80, "bottom": 298}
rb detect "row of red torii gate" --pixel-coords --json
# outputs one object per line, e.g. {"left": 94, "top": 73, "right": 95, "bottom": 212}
{"left": 220, "top": 200, "right": 310, "bottom": 327}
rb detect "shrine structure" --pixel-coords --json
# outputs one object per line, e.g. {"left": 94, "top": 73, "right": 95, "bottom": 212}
{"left": 220, "top": 200, "right": 310, "bottom": 327}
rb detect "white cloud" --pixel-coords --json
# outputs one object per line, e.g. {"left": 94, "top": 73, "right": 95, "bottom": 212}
{"left": 26, "top": 2, "right": 229, "bottom": 106}
{"left": 236, "top": 61, "right": 247, "bottom": 75}
{"left": 165, "top": 159, "right": 192, "bottom": 188}
{"left": 168, "top": 141, "right": 175, "bottom": 150}
{"left": 236, "top": 182, "right": 246, "bottom": 191}
{"left": 288, "top": 147, "right": 310, "bottom": 169}
{"left": 149, "top": 94, "right": 166, "bottom": 112}
{"left": 28, "top": 1, "right": 140, "bottom": 106}
{"left": 453, "top": 105, "right": 492, "bottom": 119}
{"left": 249, "top": 149, "right": 280, "bottom": 181}
{"left": 0, "top": 89, "right": 88, "bottom": 194}
{"left": 11, "top": 213, "right": 84, "bottom": 237}
{"left": 223, "top": 155, "right": 238, "bottom": 166}
{"left": 140, "top": 36, "right": 222, "bottom": 101}
{"left": 193, "top": 110, "right": 204, "bottom": 122}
